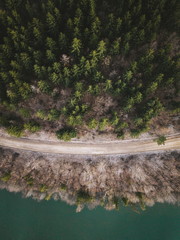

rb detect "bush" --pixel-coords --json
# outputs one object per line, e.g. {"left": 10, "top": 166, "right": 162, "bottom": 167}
{"left": 116, "top": 121, "right": 128, "bottom": 130}
{"left": 76, "top": 190, "right": 92, "bottom": 204}
{"left": 131, "top": 125, "right": 149, "bottom": 138}
{"left": 67, "top": 115, "right": 82, "bottom": 126}
{"left": 56, "top": 127, "right": 77, "bottom": 141}
{"left": 130, "top": 129, "right": 142, "bottom": 138}
{"left": 111, "top": 112, "right": 119, "bottom": 126}
{"left": 122, "top": 197, "right": 129, "bottom": 206}
{"left": 171, "top": 108, "right": 180, "bottom": 115}
{"left": 2, "top": 102, "right": 16, "bottom": 111}
{"left": 99, "top": 118, "right": 109, "bottom": 131}
{"left": 112, "top": 196, "right": 120, "bottom": 210}
{"left": 7, "top": 125, "right": 24, "bottom": 137}
{"left": 19, "top": 108, "right": 31, "bottom": 118}
{"left": 88, "top": 119, "right": 98, "bottom": 129}
{"left": 24, "top": 175, "right": 34, "bottom": 186}
{"left": 47, "top": 109, "right": 60, "bottom": 121}
{"left": 155, "top": 135, "right": 167, "bottom": 145}
{"left": 24, "top": 121, "right": 41, "bottom": 133}
{"left": 36, "top": 110, "right": 47, "bottom": 120}
{"left": 1, "top": 172, "right": 11, "bottom": 182}
{"left": 39, "top": 184, "right": 48, "bottom": 193}
{"left": 116, "top": 130, "right": 125, "bottom": 139}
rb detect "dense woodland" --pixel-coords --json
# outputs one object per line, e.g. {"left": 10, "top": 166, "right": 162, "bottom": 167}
{"left": 0, "top": 0, "right": 179, "bottom": 140}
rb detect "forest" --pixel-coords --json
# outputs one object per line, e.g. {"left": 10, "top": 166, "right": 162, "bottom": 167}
{"left": 0, "top": 0, "right": 179, "bottom": 140}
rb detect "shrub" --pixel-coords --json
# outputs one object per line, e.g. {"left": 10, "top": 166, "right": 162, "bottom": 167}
{"left": 39, "top": 184, "right": 48, "bottom": 193}
{"left": 19, "top": 108, "right": 31, "bottom": 118}
{"left": 111, "top": 112, "right": 119, "bottom": 126}
{"left": 1, "top": 172, "right": 11, "bottom": 182}
{"left": 99, "top": 118, "right": 109, "bottom": 131}
{"left": 112, "top": 196, "right": 120, "bottom": 210}
{"left": 36, "top": 110, "right": 47, "bottom": 120}
{"left": 130, "top": 129, "right": 141, "bottom": 138}
{"left": 131, "top": 125, "right": 149, "bottom": 138}
{"left": 116, "top": 121, "right": 128, "bottom": 130}
{"left": 24, "top": 121, "right": 41, "bottom": 133}
{"left": 7, "top": 125, "right": 23, "bottom": 137}
{"left": 134, "top": 118, "right": 143, "bottom": 127}
{"left": 171, "top": 108, "right": 180, "bottom": 114}
{"left": 23, "top": 175, "right": 34, "bottom": 186}
{"left": 155, "top": 135, "right": 167, "bottom": 145}
{"left": 2, "top": 102, "right": 16, "bottom": 111}
{"left": 76, "top": 190, "right": 92, "bottom": 204}
{"left": 88, "top": 119, "right": 98, "bottom": 129}
{"left": 27, "top": 178, "right": 33, "bottom": 186}
{"left": 56, "top": 127, "right": 77, "bottom": 141}
{"left": 116, "top": 130, "right": 125, "bottom": 139}
{"left": 122, "top": 197, "right": 129, "bottom": 206}
{"left": 67, "top": 115, "right": 82, "bottom": 126}
{"left": 47, "top": 109, "right": 60, "bottom": 121}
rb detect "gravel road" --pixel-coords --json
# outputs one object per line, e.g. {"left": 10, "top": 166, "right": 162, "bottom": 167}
{"left": 0, "top": 134, "right": 179, "bottom": 155}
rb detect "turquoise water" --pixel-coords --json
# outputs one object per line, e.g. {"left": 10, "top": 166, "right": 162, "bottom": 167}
{"left": 0, "top": 190, "right": 180, "bottom": 240}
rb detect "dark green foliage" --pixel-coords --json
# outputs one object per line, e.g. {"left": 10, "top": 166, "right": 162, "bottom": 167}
{"left": 19, "top": 108, "right": 31, "bottom": 118}
{"left": 0, "top": 0, "right": 179, "bottom": 140}
{"left": 36, "top": 110, "right": 47, "bottom": 120}
{"left": 122, "top": 197, "right": 129, "bottom": 206}
{"left": 112, "top": 196, "right": 120, "bottom": 210}
{"left": 7, "top": 125, "right": 24, "bottom": 137}
{"left": 24, "top": 121, "right": 41, "bottom": 133}
{"left": 88, "top": 118, "right": 98, "bottom": 129}
{"left": 155, "top": 135, "right": 167, "bottom": 145}
{"left": 56, "top": 127, "right": 77, "bottom": 141}
{"left": 99, "top": 118, "right": 109, "bottom": 131}
{"left": 116, "top": 131, "right": 125, "bottom": 139}
{"left": 76, "top": 190, "right": 92, "bottom": 204}
{"left": 47, "top": 109, "right": 60, "bottom": 121}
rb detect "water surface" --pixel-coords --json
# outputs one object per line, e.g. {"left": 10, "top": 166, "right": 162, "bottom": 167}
{"left": 0, "top": 190, "right": 180, "bottom": 240}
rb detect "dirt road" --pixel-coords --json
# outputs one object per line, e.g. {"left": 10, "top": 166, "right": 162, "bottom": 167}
{"left": 0, "top": 134, "right": 180, "bottom": 155}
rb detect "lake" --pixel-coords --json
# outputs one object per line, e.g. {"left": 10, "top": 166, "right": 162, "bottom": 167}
{"left": 0, "top": 189, "right": 179, "bottom": 240}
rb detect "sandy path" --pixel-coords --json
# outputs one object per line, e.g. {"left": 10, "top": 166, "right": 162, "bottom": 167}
{"left": 0, "top": 134, "right": 180, "bottom": 155}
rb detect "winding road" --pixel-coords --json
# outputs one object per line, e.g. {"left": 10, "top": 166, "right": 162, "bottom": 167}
{"left": 0, "top": 134, "right": 180, "bottom": 155}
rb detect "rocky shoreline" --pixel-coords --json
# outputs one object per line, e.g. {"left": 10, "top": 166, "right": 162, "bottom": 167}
{"left": 0, "top": 147, "right": 179, "bottom": 212}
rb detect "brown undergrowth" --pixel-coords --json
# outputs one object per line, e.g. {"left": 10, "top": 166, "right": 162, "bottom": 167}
{"left": 0, "top": 147, "right": 179, "bottom": 212}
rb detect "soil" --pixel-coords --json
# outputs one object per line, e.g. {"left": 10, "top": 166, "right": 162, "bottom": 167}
{"left": 0, "top": 133, "right": 179, "bottom": 155}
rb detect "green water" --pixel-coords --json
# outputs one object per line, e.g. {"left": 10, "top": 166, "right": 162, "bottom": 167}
{"left": 0, "top": 190, "right": 180, "bottom": 240}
